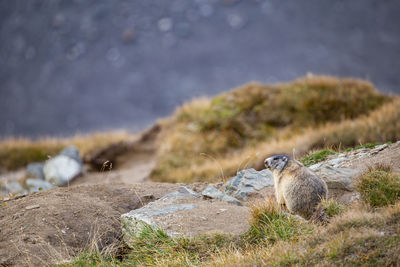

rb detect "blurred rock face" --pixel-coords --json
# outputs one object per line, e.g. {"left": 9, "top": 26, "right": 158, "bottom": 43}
{"left": 0, "top": 0, "right": 400, "bottom": 137}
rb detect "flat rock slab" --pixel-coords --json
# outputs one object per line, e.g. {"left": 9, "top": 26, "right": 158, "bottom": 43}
{"left": 121, "top": 186, "right": 250, "bottom": 246}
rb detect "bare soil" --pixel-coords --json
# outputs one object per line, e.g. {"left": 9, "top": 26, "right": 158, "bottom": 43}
{"left": 0, "top": 183, "right": 180, "bottom": 266}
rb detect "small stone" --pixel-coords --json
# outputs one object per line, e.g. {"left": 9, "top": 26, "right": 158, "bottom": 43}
{"left": 309, "top": 162, "right": 323, "bottom": 171}
{"left": 202, "top": 185, "right": 242, "bottom": 206}
{"left": 60, "top": 146, "right": 82, "bottom": 164}
{"left": 26, "top": 163, "right": 45, "bottom": 180}
{"left": 142, "top": 194, "right": 154, "bottom": 200}
{"left": 26, "top": 179, "right": 55, "bottom": 193}
{"left": 328, "top": 157, "right": 346, "bottom": 167}
{"left": 25, "top": 204, "right": 40, "bottom": 210}
{"left": 1, "top": 181, "right": 26, "bottom": 195}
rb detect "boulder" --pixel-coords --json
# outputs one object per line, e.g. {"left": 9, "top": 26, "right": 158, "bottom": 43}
{"left": 316, "top": 165, "right": 360, "bottom": 191}
{"left": 26, "top": 162, "right": 45, "bottom": 180}
{"left": 202, "top": 185, "right": 242, "bottom": 206}
{"left": 0, "top": 181, "right": 27, "bottom": 195}
{"left": 43, "top": 155, "right": 83, "bottom": 186}
{"left": 225, "top": 168, "right": 274, "bottom": 200}
{"left": 25, "top": 179, "right": 56, "bottom": 192}
{"left": 121, "top": 186, "right": 250, "bottom": 246}
{"left": 59, "top": 146, "right": 82, "bottom": 164}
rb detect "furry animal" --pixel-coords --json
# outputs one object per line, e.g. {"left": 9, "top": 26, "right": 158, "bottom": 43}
{"left": 264, "top": 155, "right": 328, "bottom": 219}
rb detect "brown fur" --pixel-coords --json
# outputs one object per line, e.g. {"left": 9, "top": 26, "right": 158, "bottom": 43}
{"left": 270, "top": 159, "right": 328, "bottom": 219}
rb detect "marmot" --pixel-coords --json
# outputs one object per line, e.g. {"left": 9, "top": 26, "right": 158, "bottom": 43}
{"left": 264, "top": 155, "right": 328, "bottom": 219}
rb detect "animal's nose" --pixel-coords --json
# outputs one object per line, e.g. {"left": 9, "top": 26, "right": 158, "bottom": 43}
{"left": 264, "top": 158, "right": 271, "bottom": 167}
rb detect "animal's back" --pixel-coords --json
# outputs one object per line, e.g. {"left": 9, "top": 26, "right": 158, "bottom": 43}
{"left": 282, "top": 166, "right": 327, "bottom": 219}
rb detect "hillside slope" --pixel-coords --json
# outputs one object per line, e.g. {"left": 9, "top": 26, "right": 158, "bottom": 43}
{"left": 151, "top": 76, "right": 397, "bottom": 183}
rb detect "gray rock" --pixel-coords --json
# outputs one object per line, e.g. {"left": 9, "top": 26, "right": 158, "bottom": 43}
{"left": 316, "top": 165, "right": 360, "bottom": 191}
{"left": 162, "top": 186, "right": 201, "bottom": 199}
{"left": 60, "top": 146, "right": 82, "bottom": 164}
{"left": 43, "top": 155, "right": 83, "bottom": 186}
{"left": 0, "top": 181, "right": 27, "bottom": 195}
{"left": 370, "top": 143, "right": 389, "bottom": 155}
{"left": 328, "top": 157, "right": 346, "bottom": 167}
{"left": 121, "top": 186, "right": 250, "bottom": 245}
{"left": 25, "top": 179, "right": 56, "bottom": 192}
{"left": 225, "top": 168, "right": 274, "bottom": 200}
{"left": 309, "top": 162, "right": 323, "bottom": 171}
{"left": 26, "top": 162, "right": 45, "bottom": 180}
{"left": 202, "top": 185, "right": 242, "bottom": 206}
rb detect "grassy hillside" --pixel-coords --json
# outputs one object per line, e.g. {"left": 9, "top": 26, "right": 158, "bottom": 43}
{"left": 151, "top": 76, "right": 396, "bottom": 183}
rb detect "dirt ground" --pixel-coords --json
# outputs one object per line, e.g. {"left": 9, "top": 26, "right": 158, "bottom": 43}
{"left": 0, "top": 183, "right": 180, "bottom": 267}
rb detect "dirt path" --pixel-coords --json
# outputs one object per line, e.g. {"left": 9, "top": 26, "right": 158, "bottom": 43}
{"left": 74, "top": 125, "right": 160, "bottom": 186}
{"left": 72, "top": 151, "right": 157, "bottom": 186}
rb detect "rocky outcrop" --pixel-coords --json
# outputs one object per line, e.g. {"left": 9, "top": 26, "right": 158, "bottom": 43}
{"left": 308, "top": 143, "right": 393, "bottom": 191}
{"left": 121, "top": 186, "right": 250, "bottom": 244}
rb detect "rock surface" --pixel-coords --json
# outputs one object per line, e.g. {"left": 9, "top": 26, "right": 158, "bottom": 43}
{"left": 0, "top": 181, "right": 27, "bottom": 195}
{"left": 43, "top": 146, "right": 83, "bottom": 186}
{"left": 202, "top": 185, "right": 242, "bottom": 206}
{"left": 308, "top": 143, "right": 397, "bottom": 191}
{"left": 25, "top": 178, "right": 56, "bottom": 192}
{"left": 121, "top": 186, "right": 250, "bottom": 245}
{"left": 26, "top": 162, "right": 45, "bottom": 180}
{"left": 316, "top": 166, "right": 360, "bottom": 191}
{"left": 225, "top": 168, "right": 274, "bottom": 200}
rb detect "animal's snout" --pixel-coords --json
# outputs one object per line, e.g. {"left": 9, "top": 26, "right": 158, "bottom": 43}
{"left": 264, "top": 157, "right": 272, "bottom": 168}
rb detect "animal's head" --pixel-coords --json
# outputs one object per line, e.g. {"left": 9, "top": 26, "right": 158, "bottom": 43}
{"left": 264, "top": 155, "right": 290, "bottom": 172}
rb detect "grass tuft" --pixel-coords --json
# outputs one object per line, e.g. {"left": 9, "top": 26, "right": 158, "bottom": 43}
{"left": 301, "top": 149, "right": 336, "bottom": 166}
{"left": 244, "top": 199, "right": 313, "bottom": 244}
{"left": 357, "top": 166, "right": 400, "bottom": 207}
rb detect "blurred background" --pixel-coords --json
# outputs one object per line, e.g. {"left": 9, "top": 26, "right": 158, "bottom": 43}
{"left": 1, "top": 0, "right": 399, "bottom": 138}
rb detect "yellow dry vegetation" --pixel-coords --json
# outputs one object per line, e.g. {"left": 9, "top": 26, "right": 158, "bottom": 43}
{"left": 151, "top": 76, "right": 398, "bottom": 183}
{"left": 0, "top": 131, "right": 135, "bottom": 172}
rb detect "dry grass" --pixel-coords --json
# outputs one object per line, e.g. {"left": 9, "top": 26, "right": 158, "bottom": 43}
{"left": 65, "top": 199, "right": 400, "bottom": 266}
{"left": 152, "top": 93, "right": 399, "bottom": 183}
{"left": 150, "top": 76, "right": 394, "bottom": 183}
{"left": 0, "top": 131, "right": 136, "bottom": 172}
{"left": 357, "top": 165, "right": 400, "bottom": 207}
{"left": 208, "top": 202, "right": 400, "bottom": 266}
